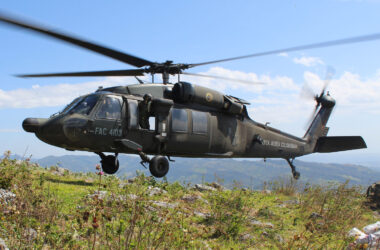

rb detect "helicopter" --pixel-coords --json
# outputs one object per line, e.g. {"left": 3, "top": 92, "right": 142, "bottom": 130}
{"left": 0, "top": 12, "right": 373, "bottom": 179}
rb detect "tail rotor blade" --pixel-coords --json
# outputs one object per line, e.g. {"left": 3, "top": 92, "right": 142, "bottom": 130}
{"left": 300, "top": 83, "right": 316, "bottom": 100}
{"left": 303, "top": 66, "right": 335, "bottom": 129}
{"left": 321, "top": 66, "right": 335, "bottom": 96}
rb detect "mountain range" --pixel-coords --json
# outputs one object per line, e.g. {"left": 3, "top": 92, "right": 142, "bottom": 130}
{"left": 19, "top": 154, "right": 380, "bottom": 189}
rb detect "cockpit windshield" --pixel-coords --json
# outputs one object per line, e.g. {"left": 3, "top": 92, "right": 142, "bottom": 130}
{"left": 59, "top": 97, "right": 83, "bottom": 114}
{"left": 70, "top": 95, "right": 99, "bottom": 115}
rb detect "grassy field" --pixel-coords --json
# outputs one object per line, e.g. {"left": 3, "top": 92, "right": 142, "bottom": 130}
{"left": 0, "top": 152, "right": 378, "bottom": 249}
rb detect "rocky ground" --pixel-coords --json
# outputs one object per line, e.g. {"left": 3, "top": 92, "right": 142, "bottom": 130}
{"left": 0, "top": 155, "right": 379, "bottom": 249}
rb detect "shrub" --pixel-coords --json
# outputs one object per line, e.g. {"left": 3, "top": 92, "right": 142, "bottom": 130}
{"left": 206, "top": 190, "right": 248, "bottom": 239}
{"left": 269, "top": 176, "right": 304, "bottom": 196}
{"left": 287, "top": 181, "right": 366, "bottom": 249}
{"left": 0, "top": 152, "right": 32, "bottom": 189}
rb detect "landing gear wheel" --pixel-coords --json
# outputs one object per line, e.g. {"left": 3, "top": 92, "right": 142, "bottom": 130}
{"left": 292, "top": 171, "right": 300, "bottom": 180}
{"left": 101, "top": 155, "right": 119, "bottom": 174}
{"left": 149, "top": 156, "right": 169, "bottom": 178}
{"left": 286, "top": 158, "right": 300, "bottom": 180}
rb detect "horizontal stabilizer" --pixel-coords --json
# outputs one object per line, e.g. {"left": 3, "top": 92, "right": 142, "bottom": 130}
{"left": 314, "top": 136, "right": 367, "bottom": 153}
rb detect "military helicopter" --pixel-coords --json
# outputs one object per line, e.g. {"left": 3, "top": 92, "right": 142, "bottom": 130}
{"left": 0, "top": 13, "right": 373, "bottom": 179}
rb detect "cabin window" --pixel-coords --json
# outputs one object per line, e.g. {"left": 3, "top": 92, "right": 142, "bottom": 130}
{"left": 192, "top": 111, "right": 208, "bottom": 134}
{"left": 71, "top": 95, "right": 99, "bottom": 115}
{"left": 96, "top": 96, "right": 122, "bottom": 120}
{"left": 149, "top": 117, "right": 156, "bottom": 131}
{"left": 172, "top": 108, "right": 188, "bottom": 132}
{"left": 128, "top": 100, "right": 139, "bottom": 129}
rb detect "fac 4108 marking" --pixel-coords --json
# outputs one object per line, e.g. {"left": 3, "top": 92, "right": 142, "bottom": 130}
{"left": 94, "top": 127, "right": 122, "bottom": 137}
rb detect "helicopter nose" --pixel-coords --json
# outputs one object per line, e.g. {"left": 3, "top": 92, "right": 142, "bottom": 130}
{"left": 22, "top": 118, "right": 48, "bottom": 133}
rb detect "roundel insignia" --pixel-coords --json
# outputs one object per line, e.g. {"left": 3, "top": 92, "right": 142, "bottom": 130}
{"left": 205, "top": 93, "right": 213, "bottom": 102}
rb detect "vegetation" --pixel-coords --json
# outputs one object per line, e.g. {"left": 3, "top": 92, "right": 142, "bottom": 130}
{"left": 0, "top": 151, "right": 378, "bottom": 249}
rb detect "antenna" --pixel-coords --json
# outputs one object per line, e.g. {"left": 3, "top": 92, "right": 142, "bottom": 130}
{"left": 135, "top": 76, "right": 144, "bottom": 84}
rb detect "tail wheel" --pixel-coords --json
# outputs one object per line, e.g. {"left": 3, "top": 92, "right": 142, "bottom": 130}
{"left": 101, "top": 155, "right": 119, "bottom": 174}
{"left": 149, "top": 156, "right": 169, "bottom": 178}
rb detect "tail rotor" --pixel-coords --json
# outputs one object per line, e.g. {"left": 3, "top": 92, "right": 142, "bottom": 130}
{"left": 301, "top": 66, "right": 335, "bottom": 128}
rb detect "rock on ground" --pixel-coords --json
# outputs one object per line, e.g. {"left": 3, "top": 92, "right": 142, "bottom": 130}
{"left": 284, "top": 199, "right": 300, "bottom": 205}
{"left": 50, "top": 166, "right": 71, "bottom": 176}
{"left": 250, "top": 219, "right": 275, "bottom": 228}
{"left": 84, "top": 178, "right": 95, "bottom": 184}
{"left": 309, "top": 212, "right": 323, "bottom": 219}
{"left": 87, "top": 191, "right": 108, "bottom": 200}
{"left": 118, "top": 182, "right": 129, "bottom": 189}
{"left": 23, "top": 228, "right": 37, "bottom": 241}
{"left": 262, "top": 189, "right": 272, "bottom": 194}
{"left": 147, "top": 186, "right": 167, "bottom": 196}
{"left": 181, "top": 194, "right": 208, "bottom": 204}
{"left": 126, "top": 194, "right": 138, "bottom": 200}
{"left": 275, "top": 234, "right": 284, "bottom": 243}
{"left": 0, "top": 238, "right": 9, "bottom": 250}
{"left": 151, "top": 201, "right": 178, "bottom": 209}
{"left": 0, "top": 189, "right": 16, "bottom": 204}
{"left": 193, "top": 211, "right": 211, "bottom": 219}
{"left": 208, "top": 182, "right": 228, "bottom": 191}
{"left": 194, "top": 184, "right": 217, "bottom": 192}
{"left": 239, "top": 233, "right": 253, "bottom": 241}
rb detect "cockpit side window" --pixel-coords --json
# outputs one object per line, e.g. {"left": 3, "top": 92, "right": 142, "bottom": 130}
{"left": 127, "top": 100, "right": 139, "bottom": 129}
{"left": 71, "top": 95, "right": 99, "bottom": 115}
{"left": 96, "top": 96, "right": 122, "bottom": 120}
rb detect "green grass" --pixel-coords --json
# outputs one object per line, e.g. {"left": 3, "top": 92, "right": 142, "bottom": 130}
{"left": 0, "top": 153, "right": 378, "bottom": 249}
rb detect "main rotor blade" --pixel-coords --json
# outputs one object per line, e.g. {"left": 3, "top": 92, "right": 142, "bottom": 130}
{"left": 183, "top": 72, "right": 265, "bottom": 85}
{"left": 0, "top": 12, "right": 153, "bottom": 68}
{"left": 16, "top": 69, "right": 145, "bottom": 78}
{"left": 189, "top": 33, "right": 380, "bottom": 67}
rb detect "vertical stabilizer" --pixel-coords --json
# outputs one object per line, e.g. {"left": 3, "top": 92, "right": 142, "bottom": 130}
{"left": 303, "top": 94, "right": 335, "bottom": 150}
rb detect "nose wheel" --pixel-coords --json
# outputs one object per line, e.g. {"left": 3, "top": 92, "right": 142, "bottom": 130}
{"left": 96, "top": 152, "right": 119, "bottom": 174}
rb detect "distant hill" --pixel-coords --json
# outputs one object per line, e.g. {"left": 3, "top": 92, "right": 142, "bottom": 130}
{"left": 27, "top": 154, "right": 380, "bottom": 189}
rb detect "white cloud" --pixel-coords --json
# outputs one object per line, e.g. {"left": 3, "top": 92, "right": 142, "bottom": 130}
{"left": 179, "top": 67, "right": 299, "bottom": 94}
{"left": 303, "top": 71, "right": 380, "bottom": 114}
{"left": 278, "top": 52, "right": 288, "bottom": 57}
{"left": 0, "top": 77, "right": 139, "bottom": 109}
{"left": 252, "top": 70, "right": 380, "bottom": 125}
{"left": 293, "top": 56, "right": 324, "bottom": 67}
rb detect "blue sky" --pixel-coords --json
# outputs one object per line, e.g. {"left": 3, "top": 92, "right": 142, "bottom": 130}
{"left": 0, "top": 0, "right": 380, "bottom": 166}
